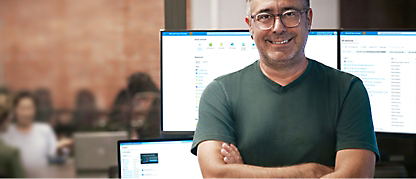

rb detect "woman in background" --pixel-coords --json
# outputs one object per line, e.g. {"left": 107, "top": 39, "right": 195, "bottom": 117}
{"left": 34, "top": 88, "right": 54, "bottom": 123}
{"left": 107, "top": 89, "right": 131, "bottom": 131}
{"left": 72, "top": 89, "right": 98, "bottom": 131}
{"left": 1, "top": 91, "right": 62, "bottom": 177}
{"left": 127, "top": 73, "right": 161, "bottom": 139}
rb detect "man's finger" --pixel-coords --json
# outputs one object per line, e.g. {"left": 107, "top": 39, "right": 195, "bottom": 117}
{"left": 223, "top": 157, "right": 232, "bottom": 164}
{"left": 221, "top": 149, "right": 236, "bottom": 163}
{"left": 221, "top": 148, "right": 232, "bottom": 159}
{"left": 222, "top": 143, "right": 237, "bottom": 159}
{"left": 224, "top": 144, "right": 241, "bottom": 162}
{"left": 230, "top": 144, "right": 240, "bottom": 155}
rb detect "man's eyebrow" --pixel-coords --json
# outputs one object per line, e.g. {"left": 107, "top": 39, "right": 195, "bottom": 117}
{"left": 256, "top": 8, "right": 273, "bottom": 14}
{"left": 281, "top": 6, "right": 302, "bottom": 11}
{"left": 254, "top": 6, "right": 303, "bottom": 15}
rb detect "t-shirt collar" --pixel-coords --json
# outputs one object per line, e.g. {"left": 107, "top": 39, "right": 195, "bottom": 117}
{"left": 256, "top": 58, "right": 313, "bottom": 94}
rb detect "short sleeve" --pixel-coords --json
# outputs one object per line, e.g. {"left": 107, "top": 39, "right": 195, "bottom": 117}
{"left": 191, "top": 80, "right": 236, "bottom": 155}
{"left": 336, "top": 78, "right": 380, "bottom": 162}
{"left": 45, "top": 124, "right": 58, "bottom": 157}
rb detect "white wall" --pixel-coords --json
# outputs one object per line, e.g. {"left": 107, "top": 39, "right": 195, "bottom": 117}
{"left": 191, "top": 0, "right": 248, "bottom": 29}
{"left": 310, "top": 0, "right": 340, "bottom": 29}
{"left": 190, "top": 0, "right": 340, "bottom": 29}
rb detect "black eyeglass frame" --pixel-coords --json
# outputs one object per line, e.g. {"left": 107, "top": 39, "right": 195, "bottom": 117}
{"left": 250, "top": 8, "right": 311, "bottom": 29}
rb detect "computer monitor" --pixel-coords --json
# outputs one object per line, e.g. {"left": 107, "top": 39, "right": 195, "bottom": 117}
{"left": 340, "top": 30, "right": 416, "bottom": 135}
{"left": 161, "top": 30, "right": 339, "bottom": 132}
{"left": 118, "top": 138, "right": 202, "bottom": 179}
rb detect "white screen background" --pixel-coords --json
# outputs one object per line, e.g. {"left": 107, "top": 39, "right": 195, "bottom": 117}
{"left": 162, "top": 31, "right": 338, "bottom": 131}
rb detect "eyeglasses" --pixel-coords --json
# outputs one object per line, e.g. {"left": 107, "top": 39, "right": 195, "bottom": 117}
{"left": 250, "top": 9, "right": 310, "bottom": 30}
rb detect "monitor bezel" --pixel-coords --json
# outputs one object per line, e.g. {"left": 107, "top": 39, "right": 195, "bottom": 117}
{"left": 160, "top": 29, "right": 252, "bottom": 135}
{"left": 161, "top": 28, "right": 416, "bottom": 137}
{"left": 340, "top": 29, "right": 416, "bottom": 138}
{"left": 159, "top": 29, "right": 340, "bottom": 134}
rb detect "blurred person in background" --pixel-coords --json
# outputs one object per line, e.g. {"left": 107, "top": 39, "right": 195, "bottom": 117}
{"left": 92, "top": 110, "right": 110, "bottom": 131}
{"left": 127, "top": 73, "right": 160, "bottom": 139}
{"left": 1, "top": 91, "right": 70, "bottom": 177}
{"left": 0, "top": 90, "right": 25, "bottom": 178}
{"left": 0, "top": 87, "right": 12, "bottom": 107}
{"left": 34, "top": 88, "right": 54, "bottom": 123}
{"left": 72, "top": 89, "right": 98, "bottom": 131}
{"left": 130, "top": 91, "right": 161, "bottom": 139}
{"left": 54, "top": 109, "right": 75, "bottom": 139}
{"left": 107, "top": 89, "right": 131, "bottom": 131}
{"left": 53, "top": 109, "right": 75, "bottom": 156}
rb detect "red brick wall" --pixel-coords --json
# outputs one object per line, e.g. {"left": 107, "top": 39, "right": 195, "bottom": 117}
{"left": 0, "top": 0, "right": 164, "bottom": 110}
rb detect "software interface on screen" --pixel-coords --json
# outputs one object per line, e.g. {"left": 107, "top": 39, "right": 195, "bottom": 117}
{"left": 162, "top": 30, "right": 338, "bottom": 132}
{"left": 341, "top": 31, "right": 416, "bottom": 134}
{"left": 119, "top": 140, "right": 202, "bottom": 179}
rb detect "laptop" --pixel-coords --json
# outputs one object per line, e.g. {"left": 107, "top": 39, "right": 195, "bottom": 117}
{"left": 118, "top": 138, "right": 203, "bottom": 178}
{"left": 74, "top": 131, "right": 128, "bottom": 171}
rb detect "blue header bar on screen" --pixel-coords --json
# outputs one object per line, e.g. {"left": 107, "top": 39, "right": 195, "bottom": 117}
{"left": 162, "top": 32, "right": 191, "bottom": 36}
{"left": 162, "top": 31, "right": 416, "bottom": 36}
{"left": 341, "top": 31, "right": 416, "bottom": 36}
{"left": 162, "top": 32, "right": 250, "bottom": 36}
{"left": 162, "top": 31, "right": 338, "bottom": 36}
{"left": 309, "top": 31, "right": 337, "bottom": 35}
{"left": 120, "top": 140, "right": 193, "bottom": 146}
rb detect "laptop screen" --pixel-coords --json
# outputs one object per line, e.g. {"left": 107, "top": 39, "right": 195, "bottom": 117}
{"left": 119, "top": 139, "right": 202, "bottom": 178}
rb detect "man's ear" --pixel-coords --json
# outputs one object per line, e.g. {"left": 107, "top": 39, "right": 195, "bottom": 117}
{"left": 307, "top": 9, "right": 313, "bottom": 30}
{"left": 245, "top": 16, "right": 254, "bottom": 39}
{"left": 245, "top": 16, "right": 251, "bottom": 27}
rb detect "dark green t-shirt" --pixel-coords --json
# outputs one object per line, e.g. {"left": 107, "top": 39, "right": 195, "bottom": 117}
{"left": 191, "top": 59, "right": 380, "bottom": 167}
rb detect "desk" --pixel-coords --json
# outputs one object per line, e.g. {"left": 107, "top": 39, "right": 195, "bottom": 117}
{"left": 26, "top": 158, "right": 108, "bottom": 178}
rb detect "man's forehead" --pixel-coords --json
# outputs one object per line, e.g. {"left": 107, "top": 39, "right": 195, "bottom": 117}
{"left": 251, "top": 0, "right": 304, "bottom": 14}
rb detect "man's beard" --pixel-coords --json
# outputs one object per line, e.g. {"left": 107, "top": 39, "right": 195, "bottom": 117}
{"left": 259, "top": 49, "right": 303, "bottom": 71}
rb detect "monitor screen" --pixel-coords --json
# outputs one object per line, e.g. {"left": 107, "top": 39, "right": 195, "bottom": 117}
{"left": 162, "top": 30, "right": 339, "bottom": 132}
{"left": 119, "top": 139, "right": 202, "bottom": 178}
{"left": 340, "top": 30, "right": 416, "bottom": 134}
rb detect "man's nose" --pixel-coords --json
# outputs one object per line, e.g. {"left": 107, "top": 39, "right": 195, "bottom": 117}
{"left": 271, "top": 17, "right": 287, "bottom": 34}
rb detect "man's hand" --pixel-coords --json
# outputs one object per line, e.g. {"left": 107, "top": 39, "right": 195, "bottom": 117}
{"left": 219, "top": 143, "right": 333, "bottom": 176}
{"left": 219, "top": 142, "right": 334, "bottom": 177}
{"left": 198, "top": 140, "right": 335, "bottom": 178}
{"left": 220, "top": 143, "right": 244, "bottom": 164}
{"left": 307, "top": 163, "right": 335, "bottom": 177}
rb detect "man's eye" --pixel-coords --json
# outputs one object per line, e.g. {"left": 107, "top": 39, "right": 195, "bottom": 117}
{"left": 258, "top": 14, "right": 272, "bottom": 19}
{"left": 284, "top": 12, "right": 296, "bottom": 17}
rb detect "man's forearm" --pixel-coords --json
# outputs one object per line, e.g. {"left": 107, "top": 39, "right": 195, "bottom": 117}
{"left": 321, "top": 168, "right": 372, "bottom": 178}
{"left": 320, "top": 149, "right": 376, "bottom": 178}
{"left": 204, "top": 162, "right": 332, "bottom": 178}
{"left": 198, "top": 141, "right": 334, "bottom": 178}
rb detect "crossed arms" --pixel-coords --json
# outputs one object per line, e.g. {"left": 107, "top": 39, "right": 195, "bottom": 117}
{"left": 197, "top": 140, "right": 376, "bottom": 178}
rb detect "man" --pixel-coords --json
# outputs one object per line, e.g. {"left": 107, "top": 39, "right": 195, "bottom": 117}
{"left": 191, "top": 0, "right": 379, "bottom": 178}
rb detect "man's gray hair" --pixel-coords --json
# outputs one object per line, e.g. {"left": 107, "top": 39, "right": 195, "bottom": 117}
{"left": 246, "top": 0, "right": 310, "bottom": 16}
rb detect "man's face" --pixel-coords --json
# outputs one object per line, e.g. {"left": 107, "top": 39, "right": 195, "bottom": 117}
{"left": 246, "top": 0, "right": 312, "bottom": 66}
